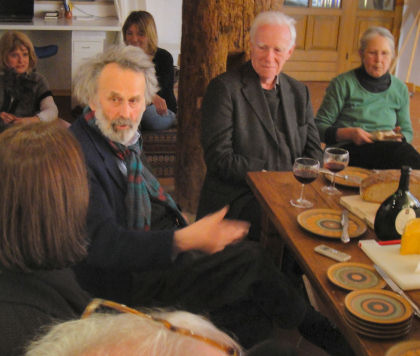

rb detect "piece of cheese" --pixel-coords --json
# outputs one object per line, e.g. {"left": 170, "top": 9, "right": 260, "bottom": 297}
{"left": 360, "top": 169, "right": 420, "bottom": 203}
{"left": 400, "top": 218, "right": 420, "bottom": 255}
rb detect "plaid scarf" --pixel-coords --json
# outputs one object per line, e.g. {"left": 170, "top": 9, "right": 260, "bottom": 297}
{"left": 84, "top": 109, "right": 181, "bottom": 231}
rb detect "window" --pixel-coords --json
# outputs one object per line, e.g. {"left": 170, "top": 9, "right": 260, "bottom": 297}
{"left": 284, "top": 0, "right": 342, "bottom": 8}
{"left": 358, "top": 0, "right": 394, "bottom": 11}
{"left": 284, "top": 0, "right": 308, "bottom": 6}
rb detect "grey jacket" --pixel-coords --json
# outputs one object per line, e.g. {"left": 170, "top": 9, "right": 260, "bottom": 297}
{"left": 197, "top": 61, "right": 322, "bottom": 218}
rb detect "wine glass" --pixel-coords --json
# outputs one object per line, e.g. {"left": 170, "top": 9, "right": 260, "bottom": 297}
{"left": 322, "top": 147, "right": 349, "bottom": 195}
{"left": 290, "top": 157, "right": 320, "bottom": 208}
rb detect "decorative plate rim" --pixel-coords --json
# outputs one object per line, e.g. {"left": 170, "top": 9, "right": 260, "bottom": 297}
{"left": 323, "top": 166, "right": 371, "bottom": 188}
{"left": 327, "top": 262, "right": 387, "bottom": 291}
{"left": 344, "top": 289, "right": 413, "bottom": 324}
{"left": 297, "top": 208, "right": 367, "bottom": 239}
{"left": 344, "top": 312, "right": 411, "bottom": 339}
{"left": 385, "top": 340, "right": 420, "bottom": 356}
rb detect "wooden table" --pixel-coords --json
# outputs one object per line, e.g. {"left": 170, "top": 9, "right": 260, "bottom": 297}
{"left": 246, "top": 171, "right": 420, "bottom": 356}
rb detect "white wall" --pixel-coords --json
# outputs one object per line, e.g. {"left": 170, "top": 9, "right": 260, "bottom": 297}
{"left": 27, "top": 0, "right": 183, "bottom": 92}
{"left": 395, "top": 0, "right": 420, "bottom": 86}
{"left": 145, "top": 0, "right": 182, "bottom": 64}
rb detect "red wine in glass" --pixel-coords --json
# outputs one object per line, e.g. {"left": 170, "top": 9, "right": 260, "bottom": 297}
{"left": 322, "top": 147, "right": 349, "bottom": 195}
{"left": 324, "top": 162, "right": 346, "bottom": 173}
{"left": 293, "top": 169, "right": 318, "bottom": 184}
{"left": 290, "top": 158, "right": 320, "bottom": 208}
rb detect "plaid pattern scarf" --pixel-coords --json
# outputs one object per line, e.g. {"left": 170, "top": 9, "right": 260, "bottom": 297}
{"left": 84, "top": 109, "right": 181, "bottom": 231}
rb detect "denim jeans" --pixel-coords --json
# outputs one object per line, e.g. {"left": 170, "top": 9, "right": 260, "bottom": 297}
{"left": 140, "top": 104, "right": 176, "bottom": 130}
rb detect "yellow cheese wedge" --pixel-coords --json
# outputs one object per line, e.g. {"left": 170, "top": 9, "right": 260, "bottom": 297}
{"left": 400, "top": 218, "right": 420, "bottom": 255}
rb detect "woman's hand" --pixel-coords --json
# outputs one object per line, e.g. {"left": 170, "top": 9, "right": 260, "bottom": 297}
{"left": 336, "top": 127, "right": 373, "bottom": 145}
{"left": 14, "top": 116, "right": 40, "bottom": 124}
{"left": 393, "top": 126, "right": 403, "bottom": 142}
{"left": 152, "top": 94, "right": 168, "bottom": 115}
{"left": 0, "top": 112, "right": 17, "bottom": 124}
{"left": 174, "top": 206, "right": 250, "bottom": 254}
{"left": 0, "top": 113, "right": 40, "bottom": 125}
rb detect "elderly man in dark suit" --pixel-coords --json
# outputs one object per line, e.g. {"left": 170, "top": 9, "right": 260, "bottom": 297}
{"left": 197, "top": 11, "right": 323, "bottom": 239}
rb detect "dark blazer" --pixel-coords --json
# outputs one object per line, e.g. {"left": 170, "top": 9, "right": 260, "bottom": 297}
{"left": 0, "top": 269, "right": 90, "bottom": 356}
{"left": 197, "top": 61, "right": 322, "bottom": 218}
{"left": 70, "top": 118, "right": 177, "bottom": 304}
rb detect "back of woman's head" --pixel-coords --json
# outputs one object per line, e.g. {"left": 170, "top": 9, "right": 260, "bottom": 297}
{"left": 0, "top": 31, "right": 37, "bottom": 71}
{"left": 122, "top": 11, "right": 158, "bottom": 55}
{"left": 0, "top": 122, "right": 89, "bottom": 272}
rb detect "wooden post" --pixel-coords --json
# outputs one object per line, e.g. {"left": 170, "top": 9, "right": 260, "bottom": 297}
{"left": 175, "top": 0, "right": 284, "bottom": 213}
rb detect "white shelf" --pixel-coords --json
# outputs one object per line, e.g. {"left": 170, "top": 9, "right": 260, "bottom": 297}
{"left": 0, "top": 16, "right": 120, "bottom": 31}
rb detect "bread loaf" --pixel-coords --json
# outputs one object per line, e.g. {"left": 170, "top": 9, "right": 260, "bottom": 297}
{"left": 370, "top": 130, "right": 403, "bottom": 141}
{"left": 360, "top": 169, "right": 420, "bottom": 203}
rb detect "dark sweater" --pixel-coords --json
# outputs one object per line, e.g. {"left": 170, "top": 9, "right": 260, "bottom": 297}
{"left": 153, "top": 48, "right": 177, "bottom": 113}
{"left": 0, "top": 268, "right": 91, "bottom": 356}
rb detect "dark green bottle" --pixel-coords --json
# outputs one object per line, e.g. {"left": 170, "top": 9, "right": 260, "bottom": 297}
{"left": 374, "top": 166, "right": 420, "bottom": 241}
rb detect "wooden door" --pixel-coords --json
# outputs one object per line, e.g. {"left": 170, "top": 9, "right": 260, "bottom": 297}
{"left": 282, "top": 0, "right": 403, "bottom": 81}
{"left": 346, "top": 0, "right": 403, "bottom": 71}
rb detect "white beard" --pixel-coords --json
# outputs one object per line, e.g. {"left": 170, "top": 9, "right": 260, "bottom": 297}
{"left": 95, "top": 106, "right": 141, "bottom": 146}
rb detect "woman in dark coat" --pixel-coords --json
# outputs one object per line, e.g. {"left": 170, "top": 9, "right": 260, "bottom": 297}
{"left": 0, "top": 122, "right": 91, "bottom": 356}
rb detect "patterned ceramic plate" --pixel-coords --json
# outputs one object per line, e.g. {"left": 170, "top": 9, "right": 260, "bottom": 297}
{"left": 344, "top": 312, "right": 412, "bottom": 339}
{"left": 385, "top": 340, "right": 420, "bottom": 356}
{"left": 323, "top": 166, "right": 372, "bottom": 188}
{"left": 345, "top": 289, "right": 413, "bottom": 325}
{"left": 297, "top": 209, "right": 367, "bottom": 239}
{"left": 345, "top": 310, "right": 412, "bottom": 331}
{"left": 327, "top": 262, "right": 386, "bottom": 291}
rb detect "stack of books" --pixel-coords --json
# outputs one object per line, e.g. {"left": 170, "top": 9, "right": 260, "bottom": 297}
{"left": 44, "top": 11, "right": 59, "bottom": 20}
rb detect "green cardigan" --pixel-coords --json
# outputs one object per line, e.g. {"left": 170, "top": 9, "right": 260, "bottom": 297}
{"left": 315, "top": 69, "right": 412, "bottom": 143}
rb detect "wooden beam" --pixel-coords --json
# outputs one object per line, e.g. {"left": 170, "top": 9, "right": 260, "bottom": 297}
{"left": 175, "top": 0, "right": 284, "bottom": 213}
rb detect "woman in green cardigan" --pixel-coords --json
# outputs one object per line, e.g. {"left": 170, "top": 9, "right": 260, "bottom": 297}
{"left": 316, "top": 26, "right": 420, "bottom": 169}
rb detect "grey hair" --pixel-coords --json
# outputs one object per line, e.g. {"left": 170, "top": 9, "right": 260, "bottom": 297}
{"left": 360, "top": 26, "right": 395, "bottom": 58}
{"left": 72, "top": 45, "right": 158, "bottom": 106}
{"left": 250, "top": 11, "right": 296, "bottom": 50}
{"left": 25, "top": 310, "right": 242, "bottom": 356}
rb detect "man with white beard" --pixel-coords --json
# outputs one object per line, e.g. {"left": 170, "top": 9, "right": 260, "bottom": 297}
{"left": 69, "top": 45, "right": 352, "bottom": 355}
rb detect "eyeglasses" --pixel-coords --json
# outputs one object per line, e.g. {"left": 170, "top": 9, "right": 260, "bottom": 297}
{"left": 82, "top": 298, "right": 240, "bottom": 356}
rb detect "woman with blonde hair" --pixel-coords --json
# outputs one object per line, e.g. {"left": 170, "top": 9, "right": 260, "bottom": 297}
{"left": 0, "top": 122, "right": 91, "bottom": 356}
{"left": 123, "top": 11, "right": 177, "bottom": 130}
{"left": 0, "top": 31, "right": 58, "bottom": 130}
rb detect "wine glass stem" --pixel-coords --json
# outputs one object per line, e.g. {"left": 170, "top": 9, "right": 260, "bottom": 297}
{"left": 299, "top": 183, "right": 305, "bottom": 201}
{"left": 331, "top": 173, "right": 336, "bottom": 189}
